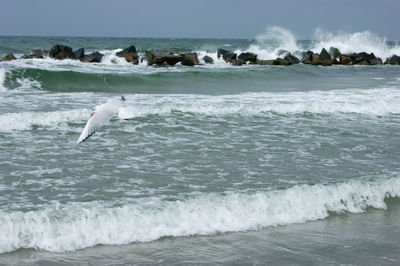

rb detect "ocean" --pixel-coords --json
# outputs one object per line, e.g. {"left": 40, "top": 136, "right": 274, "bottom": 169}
{"left": 1, "top": 27, "right": 400, "bottom": 265}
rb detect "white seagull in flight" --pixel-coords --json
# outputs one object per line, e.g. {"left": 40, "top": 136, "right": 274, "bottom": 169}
{"left": 77, "top": 96, "right": 126, "bottom": 143}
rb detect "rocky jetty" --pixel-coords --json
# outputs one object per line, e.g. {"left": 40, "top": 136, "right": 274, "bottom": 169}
{"left": 2, "top": 43, "right": 400, "bottom": 67}
{"left": 0, "top": 52, "right": 17, "bottom": 61}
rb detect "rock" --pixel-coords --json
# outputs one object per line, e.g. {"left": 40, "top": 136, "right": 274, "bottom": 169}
{"left": 273, "top": 58, "right": 291, "bottom": 65}
{"left": 284, "top": 53, "right": 300, "bottom": 64}
{"left": 353, "top": 52, "right": 376, "bottom": 64}
{"left": 181, "top": 53, "right": 199, "bottom": 66}
{"left": 0, "top": 52, "right": 16, "bottom": 61}
{"left": 257, "top": 59, "right": 274, "bottom": 65}
{"left": 20, "top": 54, "right": 43, "bottom": 59}
{"left": 238, "top": 52, "right": 257, "bottom": 63}
{"left": 311, "top": 54, "right": 320, "bottom": 64}
{"left": 370, "top": 57, "right": 383, "bottom": 65}
{"left": 339, "top": 54, "right": 353, "bottom": 64}
{"left": 231, "top": 59, "right": 244, "bottom": 66}
{"left": 145, "top": 51, "right": 182, "bottom": 66}
{"left": 49, "top": 44, "right": 73, "bottom": 59}
{"left": 301, "top": 50, "right": 313, "bottom": 64}
{"left": 318, "top": 48, "right": 333, "bottom": 65}
{"left": 70, "top": 48, "right": 85, "bottom": 60}
{"left": 329, "top": 47, "right": 341, "bottom": 60}
{"left": 385, "top": 55, "right": 400, "bottom": 65}
{"left": 116, "top": 45, "right": 139, "bottom": 64}
{"left": 202, "top": 55, "right": 214, "bottom": 64}
{"left": 32, "top": 49, "right": 49, "bottom": 57}
{"left": 217, "top": 48, "right": 231, "bottom": 59}
{"left": 217, "top": 48, "right": 237, "bottom": 62}
{"left": 222, "top": 52, "right": 237, "bottom": 63}
{"left": 80, "top": 52, "right": 103, "bottom": 63}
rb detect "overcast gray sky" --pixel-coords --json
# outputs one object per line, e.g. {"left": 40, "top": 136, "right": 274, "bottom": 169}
{"left": 0, "top": 0, "right": 399, "bottom": 40}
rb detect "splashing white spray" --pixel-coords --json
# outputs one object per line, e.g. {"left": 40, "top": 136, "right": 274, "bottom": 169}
{"left": 245, "top": 26, "right": 302, "bottom": 59}
{"left": 311, "top": 28, "right": 400, "bottom": 60}
{"left": 0, "top": 69, "right": 7, "bottom": 92}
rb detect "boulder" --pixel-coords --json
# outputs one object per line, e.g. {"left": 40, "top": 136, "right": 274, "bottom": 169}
{"left": 70, "top": 48, "right": 85, "bottom": 60}
{"left": 318, "top": 48, "right": 334, "bottom": 65}
{"left": 339, "top": 54, "right": 353, "bottom": 64}
{"left": 284, "top": 53, "right": 300, "bottom": 64}
{"left": 238, "top": 52, "right": 257, "bottom": 63}
{"left": 329, "top": 47, "right": 341, "bottom": 60}
{"left": 20, "top": 54, "right": 43, "bottom": 59}
{"left": 222, "top": 52, "right": 237, "bottom": 63}
{"left": 116, "top": 45, "right": 139, "bottom": 64}
{"left": 257, "top": 59, "right": 274, "bottom": 65}
{"left": 80, "top": 52, "right": 103, "bottom": 63}
{"left": 353, "top": 52, "right": 376, "bottom": 64}
{"left": 231, "top": 59, "right": 244, "bottom": 66}
{"left": 181, "top": 53, "right": 199, "bottom": 66}
{"left": 202, "top": 55, "right": 214, "bottom": 64}
{"left": 385, "top": 55, "right": 400, "bottom": 65}
{"left": 370, "top": 57, "right": 383, "bottom": 65}
{"left": 145, "top": 51, "right": 182, "bottom": 66}
{"left": 0, "top": 52, "right": 16, "bottom": 61}
{"left": 49, "top": 44, "right": 73, "bottom": 59}
{"left": 32, "top": 49, "right": 49, "bottom": 57}
{"left": 301, "top": 50, "right": 313, "bottom": 64}
{"left": 273, "top": 58, "right": 291, "bottom": 65}
{"left": 217, "top": 48, "right": 231, "bottom": 59}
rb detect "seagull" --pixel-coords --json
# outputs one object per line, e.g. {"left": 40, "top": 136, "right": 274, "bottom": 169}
{"left": 77, "top": 96, "right": 126, "bottom": 143}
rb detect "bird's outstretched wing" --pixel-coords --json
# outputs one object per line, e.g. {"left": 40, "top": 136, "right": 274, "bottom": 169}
{"left": 77, "top": 100, "right": 120, "bottom": 143}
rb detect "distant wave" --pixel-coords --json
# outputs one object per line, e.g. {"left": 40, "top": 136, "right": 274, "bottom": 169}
{"left": 1, "top": 88, "right": 399, "bottom": 131}
{"left": 1, "top": 176, "right": 399, "bottom": 253}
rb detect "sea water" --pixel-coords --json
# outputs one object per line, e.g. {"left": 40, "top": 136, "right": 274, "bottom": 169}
{"left": 0, "top": 27, "right": 400, "bottom": 265}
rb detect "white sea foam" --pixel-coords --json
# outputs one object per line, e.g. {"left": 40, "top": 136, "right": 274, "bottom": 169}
{"left": 243, "top": 26, "right": 400, "bottom": 60}
{"left": 0, "top": 68, "right": 7, "bottom": 92}
{"left": 0, "top": 177, "right": 399, "bottom": 253}
{"left": 311, "top": 28, "right": 400, "bottom": 60}
{"left": 1, "top": 88, "right": 399, "bottom": 132}
{"left": 244, "top": 26, "right": 303, "bottom": 59}
{"left": 0, "top": 109, "right": 89, "bottom": 131}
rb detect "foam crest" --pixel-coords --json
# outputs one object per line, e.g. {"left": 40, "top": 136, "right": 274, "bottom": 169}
{"left": 0, "top": 68, "right": 7, "bottom": 92}
{"left": 119, "top": 88, "right": 400, "bottom": 119}
{"left": 311, "top": 28, "right": 400, "bottom": 60}
{"left": 245, "top": 26, "right": 302, "bottom": 59}
{"left": 0, "top": 109, "right": 89, "bottom": 131}
{"left": 0, "top": 177, "right": 399, "bottom": 253}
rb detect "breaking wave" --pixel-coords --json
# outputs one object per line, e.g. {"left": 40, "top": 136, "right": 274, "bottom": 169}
{"left": 1, "top": 88, "right": 399, "bottom": 131}
{"left": 1, "top": 177, "right": 399, "bottom": 253}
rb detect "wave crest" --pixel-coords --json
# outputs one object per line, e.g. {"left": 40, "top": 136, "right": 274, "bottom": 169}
{"left": 1, "top": 177, "right": 399, "bottom": 253}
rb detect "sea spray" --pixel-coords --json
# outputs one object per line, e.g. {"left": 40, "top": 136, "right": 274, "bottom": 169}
{"left": 1, "top": 177, "right": 399, "bottom": 253}
{"left": 1, "top": 87, "right": 399, "bottom": 132}
{"left": 0, "top": 68, "right": 7, "bottom": 92}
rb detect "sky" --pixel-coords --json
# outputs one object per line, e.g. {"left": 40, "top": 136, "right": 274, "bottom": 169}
{"left": 0, "top": 0, "right": 399, "bottom": 40}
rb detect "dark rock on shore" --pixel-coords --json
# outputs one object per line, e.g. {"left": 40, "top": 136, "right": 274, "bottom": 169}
{"left": 145, "top": 51, "right": 182, "bottom": 66}
{"left": 20, "top": 54, "right": 43, "bottom": 59}
{"left": 80, "top": 52, "right": 103, "bottom": 63}
{"left": 238, "top": 52, "right": 257, "bottom": 63}
{"left": 116, "top": 45, "right": 139, "bottom": 64}
{"left": 217, "top": 48, "right": 237, "bottom": 63}
{"left": 0, "top": 52, "right": 16, "bottom": 61}
{"left": 385, "top": 55, "right": 400, "bottom": 65}
{"left": 301, "top": 50, "right": 314, "bottom": 64}
{"left": 181, "top": 53, "right": 199, "bottom": 66}
{"left": 273, "top": 58, "right": 291, "bottom": 65}
{"left": 284, "top": 53, "right": 300, "bottom": 64}
{"left": 202, "top": 55, "right": 214, "bottom": 64}
{"left": 340, "top": 54, "right": 353, "bottom": 64}
{"left": 70, "top": 48, "right": 85, "bottom": 60}
{"left": 32, "top": 49, "right": 49, "bottom": 57}
{"left": 318, "top": 48, "right": 334, "bottom": 66}
{"left": 329, "top": 47, "right": 341, "bottom": 60}
{"left": 49, "top": 44, "right": 73, "bottom": 59}
{"left": 257, "top": 59, "right": 275, "bottom": 65}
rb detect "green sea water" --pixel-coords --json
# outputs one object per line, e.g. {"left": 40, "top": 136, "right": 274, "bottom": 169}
{"left": 1, "top": 33, "right": 400, "bottom": 265}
